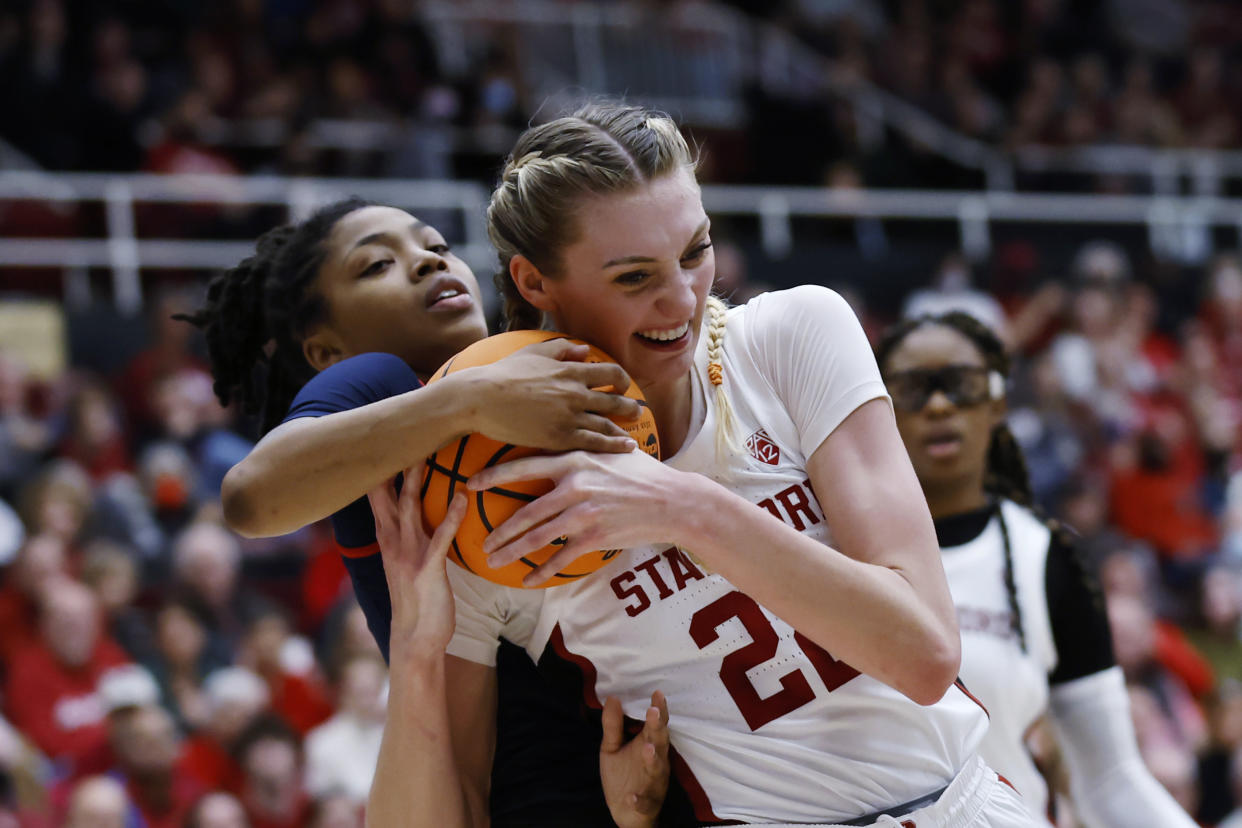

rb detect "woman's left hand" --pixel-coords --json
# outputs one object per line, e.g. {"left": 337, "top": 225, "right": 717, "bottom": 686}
{"left": 467, "top": 450, "right": 688, "bottom": 586}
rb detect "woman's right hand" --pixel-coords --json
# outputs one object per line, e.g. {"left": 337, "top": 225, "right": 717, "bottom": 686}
{"left": 367, "top": 463, "right": 468, "bottom": 657}
{"left": 459, "top": 339, "right": 642, "bottom": 453}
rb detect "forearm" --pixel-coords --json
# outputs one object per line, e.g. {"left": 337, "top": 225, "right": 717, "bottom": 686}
{"left": 367, "top": 653, "right": 482, "bottom": 828}
{"left": 1049, "top": 667, "right": 1197, "bottom": 828}
{"left": 223, "top": 377, "right": 478, "bottom": 537}
{"left": 670, "top": 474, "right": 958, "bottom": 704}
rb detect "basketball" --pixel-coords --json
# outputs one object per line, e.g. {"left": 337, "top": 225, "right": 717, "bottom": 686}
{"left": 420, "top": 330, "right": 660, "bottom": 588}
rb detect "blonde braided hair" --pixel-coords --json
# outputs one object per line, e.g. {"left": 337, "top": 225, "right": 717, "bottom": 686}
{"left": 704, "top": 295, "right": 738, "bottom": 459}
{"left": 486, "top": 102, "right": 697, "bottom": 332}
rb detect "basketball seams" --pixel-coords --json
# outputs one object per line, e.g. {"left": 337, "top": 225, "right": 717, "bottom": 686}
{"left": 421, "top": 330, "right": 658, "bottom": 587}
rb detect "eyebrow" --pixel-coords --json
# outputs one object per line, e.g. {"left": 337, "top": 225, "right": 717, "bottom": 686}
{"left": 601, "top": 218, "right": 711, "bottom": 268}
{"left": 351, "top": 220, "right": 428, "bottom": 252}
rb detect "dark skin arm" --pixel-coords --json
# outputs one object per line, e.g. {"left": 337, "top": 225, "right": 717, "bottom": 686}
{"left": 224, "top": 339, "right": 640, "bottom": 537}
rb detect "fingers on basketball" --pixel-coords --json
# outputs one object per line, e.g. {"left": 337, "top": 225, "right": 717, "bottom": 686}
{"left": 420, "top": 331, "right": 655, "bottom": 588}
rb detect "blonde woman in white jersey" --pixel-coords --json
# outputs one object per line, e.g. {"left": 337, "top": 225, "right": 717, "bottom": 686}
{"left": 875, "top": 312, "right": 1197, "bottom": 828}
{"left": 365, "top": 102, "right": 1034, "bottom": 828}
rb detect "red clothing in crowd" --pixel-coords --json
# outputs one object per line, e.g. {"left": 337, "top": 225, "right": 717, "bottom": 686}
{"left": 4, "top": 638, "right": 130, "bottom": 767}
{"left": 55, "top": 434, "right": 132, "bottom": 483}
{"left": 1110, "top": 441, "right": 1218, "bottom": 560}
{"left": 245, "top": 795, "right": 312, "bottom": 828}
{"left": 46, "top": 759, "right": 205, "bottom": 828}
{"left": 180, "top": 734, "right": 244, "bottom": 793}
{"left": 127, "top": 773, "right": 207, "bottom": 828}
{"left": 1154, "top": 620, "right": 1216, "bottom": 701}
{"left": 268, "top": 672, "right": 334, "bottom": 736}
{"left": 0, "top": 588, "right": 41, "bottom": 666}
{"left": 300, "top": 533, "right": 350, "bottom": 632}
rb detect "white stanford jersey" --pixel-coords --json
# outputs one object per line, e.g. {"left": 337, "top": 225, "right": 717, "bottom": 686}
{"left": 448, "top": 287, "right": 988, "bottom": 824}
{"left": 939, "top": 498, "right": 1114, "bottom": 825}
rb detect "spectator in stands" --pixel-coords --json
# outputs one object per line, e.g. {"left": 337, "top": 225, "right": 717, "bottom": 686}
{"left": 0, "top": 532, "right": 67, "bottom": 665}
{"left": 1108, "top": 401, "right": 1218, "bottom": 568}
{"left": 63, "top": 775, "right": 131, "bottom": 828}
{"left": 0, "top": 352, "right": 52, "bottom": 503}
{"left": 307, "top": 792, "right": 362, "bottom": 828}
{"left": 1196, "top": 255, "right": 1242, "bottom": 440}
{"left": 1007, "top": 352, "right": 1090, "bottom": 508}
{"left": 108, "top": 703, "right": 204, "bottom": 828}
{"left": 1185, "top": 566, "right": 1242, "bottom": 684}
{"left": 79, "top": 539, "right": 155, "bottom": 664}
{"left": 180, "top": 666, "right": 269, "bottom": 793}
{"left": 303, "top": 653, "right": 386, "bottom": 804}
{"left": 317, "top": 602, "right": 383, "bottom": 683}
{"left": 0, "top": 707, "right": 48, "bottom": 818}
{"left": 902, "top": 251, "right": 1009, "bottom": 337}
{"left": 235, "top": 716, "right": 309, "bottom": 828}
{"left": 136, "top": 441, "right": 202, "bottom": 540}
{"left": 115, "top": 286, "right": 211, "bottom": 445}
{"left": 171, "top": 520, "right": 260, "bottom": 659}
{"left": 17, "top": 460, "right": 93, "bottom": 552}
{"left": 57, "top": 379, "right": 132, "bottom": 483}
{"left": 186, "top": 791, "right": 251, "bottom": 828}
{"left": 145, "top": 598, "right": 226, "bottom": 732}
{"left": 236, "top": 604, "right": 333, "bottom": 736}
{"left": 71, "top": 662, "right": 162, "bottom": 778}
{"left": 149, "top": 369, "right": 252, "bottom": 498}
{"left": 1109, "top": 593, "right": 1210, "bottom": 757}
{"left": 5, "top": 578, "right": 130, "bottom": 771}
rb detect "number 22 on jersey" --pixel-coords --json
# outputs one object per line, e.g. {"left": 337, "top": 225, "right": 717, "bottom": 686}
{"left": 689, "top": 591, "right": 860, "bottom": 731}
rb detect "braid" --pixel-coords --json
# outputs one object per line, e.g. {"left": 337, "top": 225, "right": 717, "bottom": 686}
{"left": 705, "top": 296, "right": 738, "bottom": 458}
{"left": 176, "top": 198, "right": 372, "bottom": 435}
{"left": 994, "top": 505, "right": 1028, "bottom": 652}
{"left": 175, "top": 225, "right": 295, "bottom": 421}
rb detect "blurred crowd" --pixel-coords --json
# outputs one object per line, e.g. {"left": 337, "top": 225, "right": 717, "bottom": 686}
{"left": 0, "top": 0, "right": 525, "bottom": 179}
{"left": 6, "top": 0, "right": 1242, "bottom": 188}
{"left": 766, "top": 0, "right": 1242, "bottom": 152}
{"left": 2, "top": 0, "right": 1242, "bottom": 826}
{"left": 0, "top": 234, "right": 1239, "bottom": 825}
{"left": 0, "top": 287, "right": 390, "bottom": 827}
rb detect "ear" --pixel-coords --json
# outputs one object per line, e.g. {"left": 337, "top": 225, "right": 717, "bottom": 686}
{"left": 509, "top": 255, "right": 560, "bottom": 315}
{"left": 302, "top": 327, "right": 346, "bottom": 373}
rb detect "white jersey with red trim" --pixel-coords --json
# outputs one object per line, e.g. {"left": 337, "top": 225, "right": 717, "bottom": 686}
{"left": 447, "top": 286, "right": 989, "bottom": 824}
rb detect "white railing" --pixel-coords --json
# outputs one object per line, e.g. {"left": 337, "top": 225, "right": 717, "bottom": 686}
{"left": 0, "top": 173, "right": 493, "bottom": 314}
{"left": 3, "top": 172, "right": 1239, "bottom": 312}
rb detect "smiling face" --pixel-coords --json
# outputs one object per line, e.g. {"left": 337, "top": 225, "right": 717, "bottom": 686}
{"left": 882, "top": 323, "right": 1005, "bottom": 512}
{"left": 528, "top": 169, "right": 714, "bottom": 398}
{"left": 306, "top": 206, "right": 489, "bottom": 376}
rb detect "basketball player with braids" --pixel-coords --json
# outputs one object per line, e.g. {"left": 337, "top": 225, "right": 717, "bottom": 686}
{"left": 875, "top": 312, "right": 1196, "bottom": 828}
{"left": 178, "top": 199, "right": 671, "bottom": 828}
{"left": 369, "top": 101, "right": 1034, "bottom": 827}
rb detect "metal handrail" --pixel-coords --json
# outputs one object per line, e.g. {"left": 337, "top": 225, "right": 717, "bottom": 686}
{"left": 2, "top": 172, "right": 1238, "bottom": 311}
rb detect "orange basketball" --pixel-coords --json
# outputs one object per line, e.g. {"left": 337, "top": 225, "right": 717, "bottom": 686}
{"left": 420, "top": 330, "right": 659, "bottom": 588}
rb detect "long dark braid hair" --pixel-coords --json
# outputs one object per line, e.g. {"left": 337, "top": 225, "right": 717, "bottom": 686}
{"left": 876, "top": 311, "right": 1037, "bottom": 652}
{"left": 175, "top": 198, "right": 371, "bottom": 436}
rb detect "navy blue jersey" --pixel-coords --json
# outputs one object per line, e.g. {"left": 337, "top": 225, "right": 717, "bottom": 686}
{"left": 283, "top": 353, "right": 617, "bottom": 827}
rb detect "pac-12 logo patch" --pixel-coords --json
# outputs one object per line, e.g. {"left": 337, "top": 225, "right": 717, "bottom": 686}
{"left": 745, "top": 429, "right": 780, "bottom": 465}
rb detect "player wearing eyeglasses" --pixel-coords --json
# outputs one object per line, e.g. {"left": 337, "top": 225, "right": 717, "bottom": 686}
{"left": 875, "top": 312, "right": 1197, "bottom": 828}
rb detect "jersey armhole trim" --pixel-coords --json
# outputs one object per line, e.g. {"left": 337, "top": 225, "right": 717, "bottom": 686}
{"left": 340, "top": 541, "right": 380, "bottom": 559}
